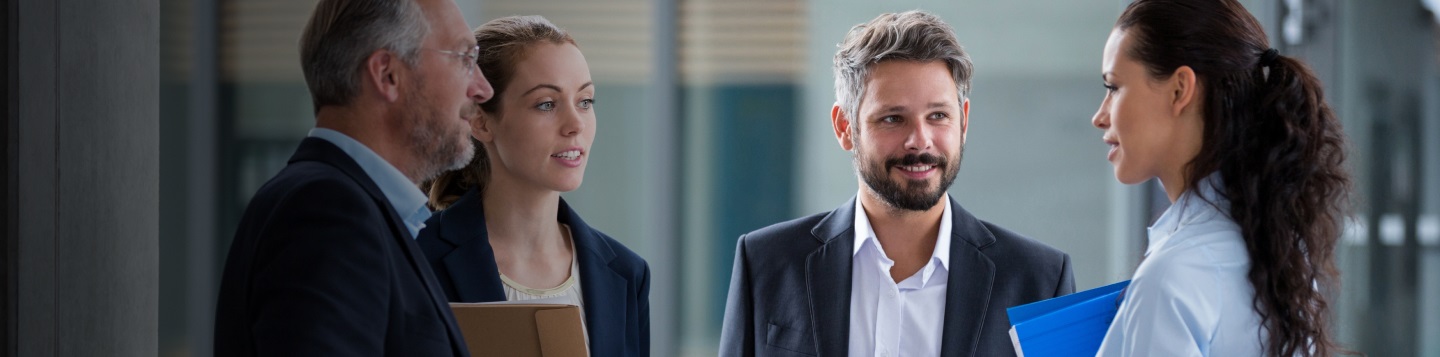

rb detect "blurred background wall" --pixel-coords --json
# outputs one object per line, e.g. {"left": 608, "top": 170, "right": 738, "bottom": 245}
{"left": 152, "top": 0, "right": 1440, "bottom": 356}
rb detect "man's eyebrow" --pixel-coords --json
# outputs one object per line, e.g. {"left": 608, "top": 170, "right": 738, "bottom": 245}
{"left": 876, "top": 105, "right": 909, "bottom": 114}
{"left": 876, "top": 102, "right": 954, "bottom": 114}
{"left": 454, "top": 35, "right": 477, "bottom": 49}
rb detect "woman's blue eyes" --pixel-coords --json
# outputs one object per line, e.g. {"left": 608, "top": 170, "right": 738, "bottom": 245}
{"left": 535, "top": 99, "right": 596, "bottom": 111}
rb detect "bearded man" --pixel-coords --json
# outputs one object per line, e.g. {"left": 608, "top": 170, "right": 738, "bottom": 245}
{"left": 718, "top": 10, "right": 1076, "bottom": 357}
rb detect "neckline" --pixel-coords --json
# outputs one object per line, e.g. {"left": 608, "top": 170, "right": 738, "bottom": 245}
{"left": 499, "top": 224, "right": 580, "bottom": 295}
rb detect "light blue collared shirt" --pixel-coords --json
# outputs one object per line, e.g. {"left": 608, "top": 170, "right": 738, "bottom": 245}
{"left": 848, "top": 194, "right": 952, "bottom": 357}
{"left": 1096, "top": 173, "right": 1262, "bottom": 357}
{"left": 308, "top": 128, "right": 432, "bottom": 239}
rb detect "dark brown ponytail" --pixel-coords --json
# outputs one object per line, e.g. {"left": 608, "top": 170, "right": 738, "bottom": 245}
{"left": 1117, "top": 1, "right": 1353, "bottom": 356}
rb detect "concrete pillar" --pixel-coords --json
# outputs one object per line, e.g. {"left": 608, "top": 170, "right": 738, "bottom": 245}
{"left": 6, "top": 0, "right": 159, "bottom": 355}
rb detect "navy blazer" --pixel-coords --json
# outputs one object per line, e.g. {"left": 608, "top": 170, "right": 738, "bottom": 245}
{"left": 719, "top": 196, "right": 1075, "bottom": 357}
{"left": 214, "top": 137, "right": 468, "bottom": 356}
{"left": 416, "top": 187, "right": 651, "bottom": 356}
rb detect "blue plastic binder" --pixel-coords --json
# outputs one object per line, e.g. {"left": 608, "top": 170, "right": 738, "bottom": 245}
{"left": 1005, "top": 280, "right": 1131, "bottom": 357}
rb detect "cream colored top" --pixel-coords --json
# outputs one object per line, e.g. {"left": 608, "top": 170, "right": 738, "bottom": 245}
{"left": 499, "top": 250, "right": 585, "bottom": 309}
{"left": 499, "top": 227, "right": 589, "bottom": 343}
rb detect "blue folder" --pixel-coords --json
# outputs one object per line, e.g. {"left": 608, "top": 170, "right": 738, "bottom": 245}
{"left": 1006, "top": 280, "right": 1131, "bottom": 357}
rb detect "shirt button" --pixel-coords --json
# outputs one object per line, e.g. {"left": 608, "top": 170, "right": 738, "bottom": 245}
{"left": 887, "top": 290, "right": 897, "bottom": 297}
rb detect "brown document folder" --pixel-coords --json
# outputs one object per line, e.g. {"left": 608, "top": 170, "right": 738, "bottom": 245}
{"left": 449, "top": 303, "right": 588, "bottom": 357}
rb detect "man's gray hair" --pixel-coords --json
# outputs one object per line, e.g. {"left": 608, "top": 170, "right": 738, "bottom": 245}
{"left": 834, "top": 10, "right": 973, "bottom": 121}
{"left": 300, "top": 0, "right": 430, "bottom": 112}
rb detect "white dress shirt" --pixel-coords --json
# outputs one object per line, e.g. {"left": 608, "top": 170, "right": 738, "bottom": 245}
{"left": 308, "top": 128, "right": 431, "bottom": 239}
{"left": 1096, "top": 174, "right": 1263, "bottom": 357}
{"left": 848, "top": 194, "right": 952, "bottom": 357}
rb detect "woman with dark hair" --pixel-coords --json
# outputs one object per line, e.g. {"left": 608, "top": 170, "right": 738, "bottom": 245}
{"left": 416, "top": 15, "right": 650, "bottom": 356}
{"left": 1091, "top": 0, "right": 1352, "bottom": 356}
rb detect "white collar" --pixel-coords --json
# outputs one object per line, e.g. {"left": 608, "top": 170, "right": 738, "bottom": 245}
{"left": 852, "top": 193, "right": 953, "bottom": 277}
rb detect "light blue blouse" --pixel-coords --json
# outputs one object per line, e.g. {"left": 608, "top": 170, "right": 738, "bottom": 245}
{"left": 1096, "top": 173, "right": 1264, "bottom": 357}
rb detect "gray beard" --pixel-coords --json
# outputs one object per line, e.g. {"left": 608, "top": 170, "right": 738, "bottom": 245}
{"left": 407, "top": 115, "right": 472, "bottom": 184}
{"left": 401, "top": 85, "right": 474, "bottom": 184}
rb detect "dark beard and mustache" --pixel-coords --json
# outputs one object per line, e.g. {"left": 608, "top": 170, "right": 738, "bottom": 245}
{"left": 856, "top": 148, "right": 962, "bottom": 212}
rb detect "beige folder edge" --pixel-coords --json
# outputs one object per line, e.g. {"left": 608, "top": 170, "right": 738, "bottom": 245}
{"left": 449, "top": 302, "right": 589, "bottom": 357}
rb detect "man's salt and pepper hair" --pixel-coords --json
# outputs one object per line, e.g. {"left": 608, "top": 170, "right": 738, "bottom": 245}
{"left": 299, "top": 0, "right": 430, "bottom": 112}
{"left": 833, "top": 10, "right": 973, "bottom": 122}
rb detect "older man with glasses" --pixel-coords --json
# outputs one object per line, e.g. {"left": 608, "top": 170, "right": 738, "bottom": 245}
{"left": 213, "top": 0, "right": 493, "bottom": 355}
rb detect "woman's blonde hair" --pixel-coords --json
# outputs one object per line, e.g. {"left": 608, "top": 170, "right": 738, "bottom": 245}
{"left": 423, "top": 15, "right": 576, "bottom": 210}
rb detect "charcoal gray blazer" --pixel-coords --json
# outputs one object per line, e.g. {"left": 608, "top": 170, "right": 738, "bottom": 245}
{"left": 719, "top": 196, "right": 1075, "bottom": 357}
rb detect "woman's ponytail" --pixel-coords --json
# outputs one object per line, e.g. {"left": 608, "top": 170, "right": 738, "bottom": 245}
{"left": 1117, "top": 1, "right": 1356, "bottom": 355}
{"left": 1226, "top": 51, "right": 1351, "bottom": 357}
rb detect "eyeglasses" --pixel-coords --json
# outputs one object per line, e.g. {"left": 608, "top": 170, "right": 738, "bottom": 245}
{"left": 428, "top": 45, "right": 480, "bottom": 77}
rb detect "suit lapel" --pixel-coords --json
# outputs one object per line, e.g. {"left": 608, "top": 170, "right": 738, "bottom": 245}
{"left": 937, "top": 198, "right": 997, "bottom": 357}
{"left": 290, "top": 137, "right": 470, "bottom": 353}
{"left": 562, "top": 198, "right": 628, "bottom": 357}
{"left": 441, "top": 243, "right": 505, "bottom": 302}
{"left": 806, "top": 198, "right": 858, "bottom": 357}
{"left": 401, "top": 221, "right": 472, "bottom": 354}
{"left": 435, "top": 189, "right": 506, "bottom": 302}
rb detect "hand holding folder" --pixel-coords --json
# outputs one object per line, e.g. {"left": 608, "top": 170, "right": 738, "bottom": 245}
{"left": 1006, "top": 280, "right": 1130, "bottom": 357}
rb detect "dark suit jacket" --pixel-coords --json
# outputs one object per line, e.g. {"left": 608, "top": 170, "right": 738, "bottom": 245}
{"left": 214, "top": 137, "right": 468, "bottom": 356}
{"left": 719, "top": 196, "right": 1075, "bottom": 357}
{"left": 416, "top": 187, "right": 651, "bottom": 356}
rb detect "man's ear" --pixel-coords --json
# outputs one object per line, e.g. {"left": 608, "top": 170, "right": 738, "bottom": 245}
{"left": 1169, "top": 65, "right": 1198, "bottom": 118}
{"left": 832, "top": 104, "right": 854, "bottom": 151}
{"left": 960, "top": 99, "right": 970, "bottom": 142}
{"left": 364, "top": 49, "right": 403, "bottom": 102}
